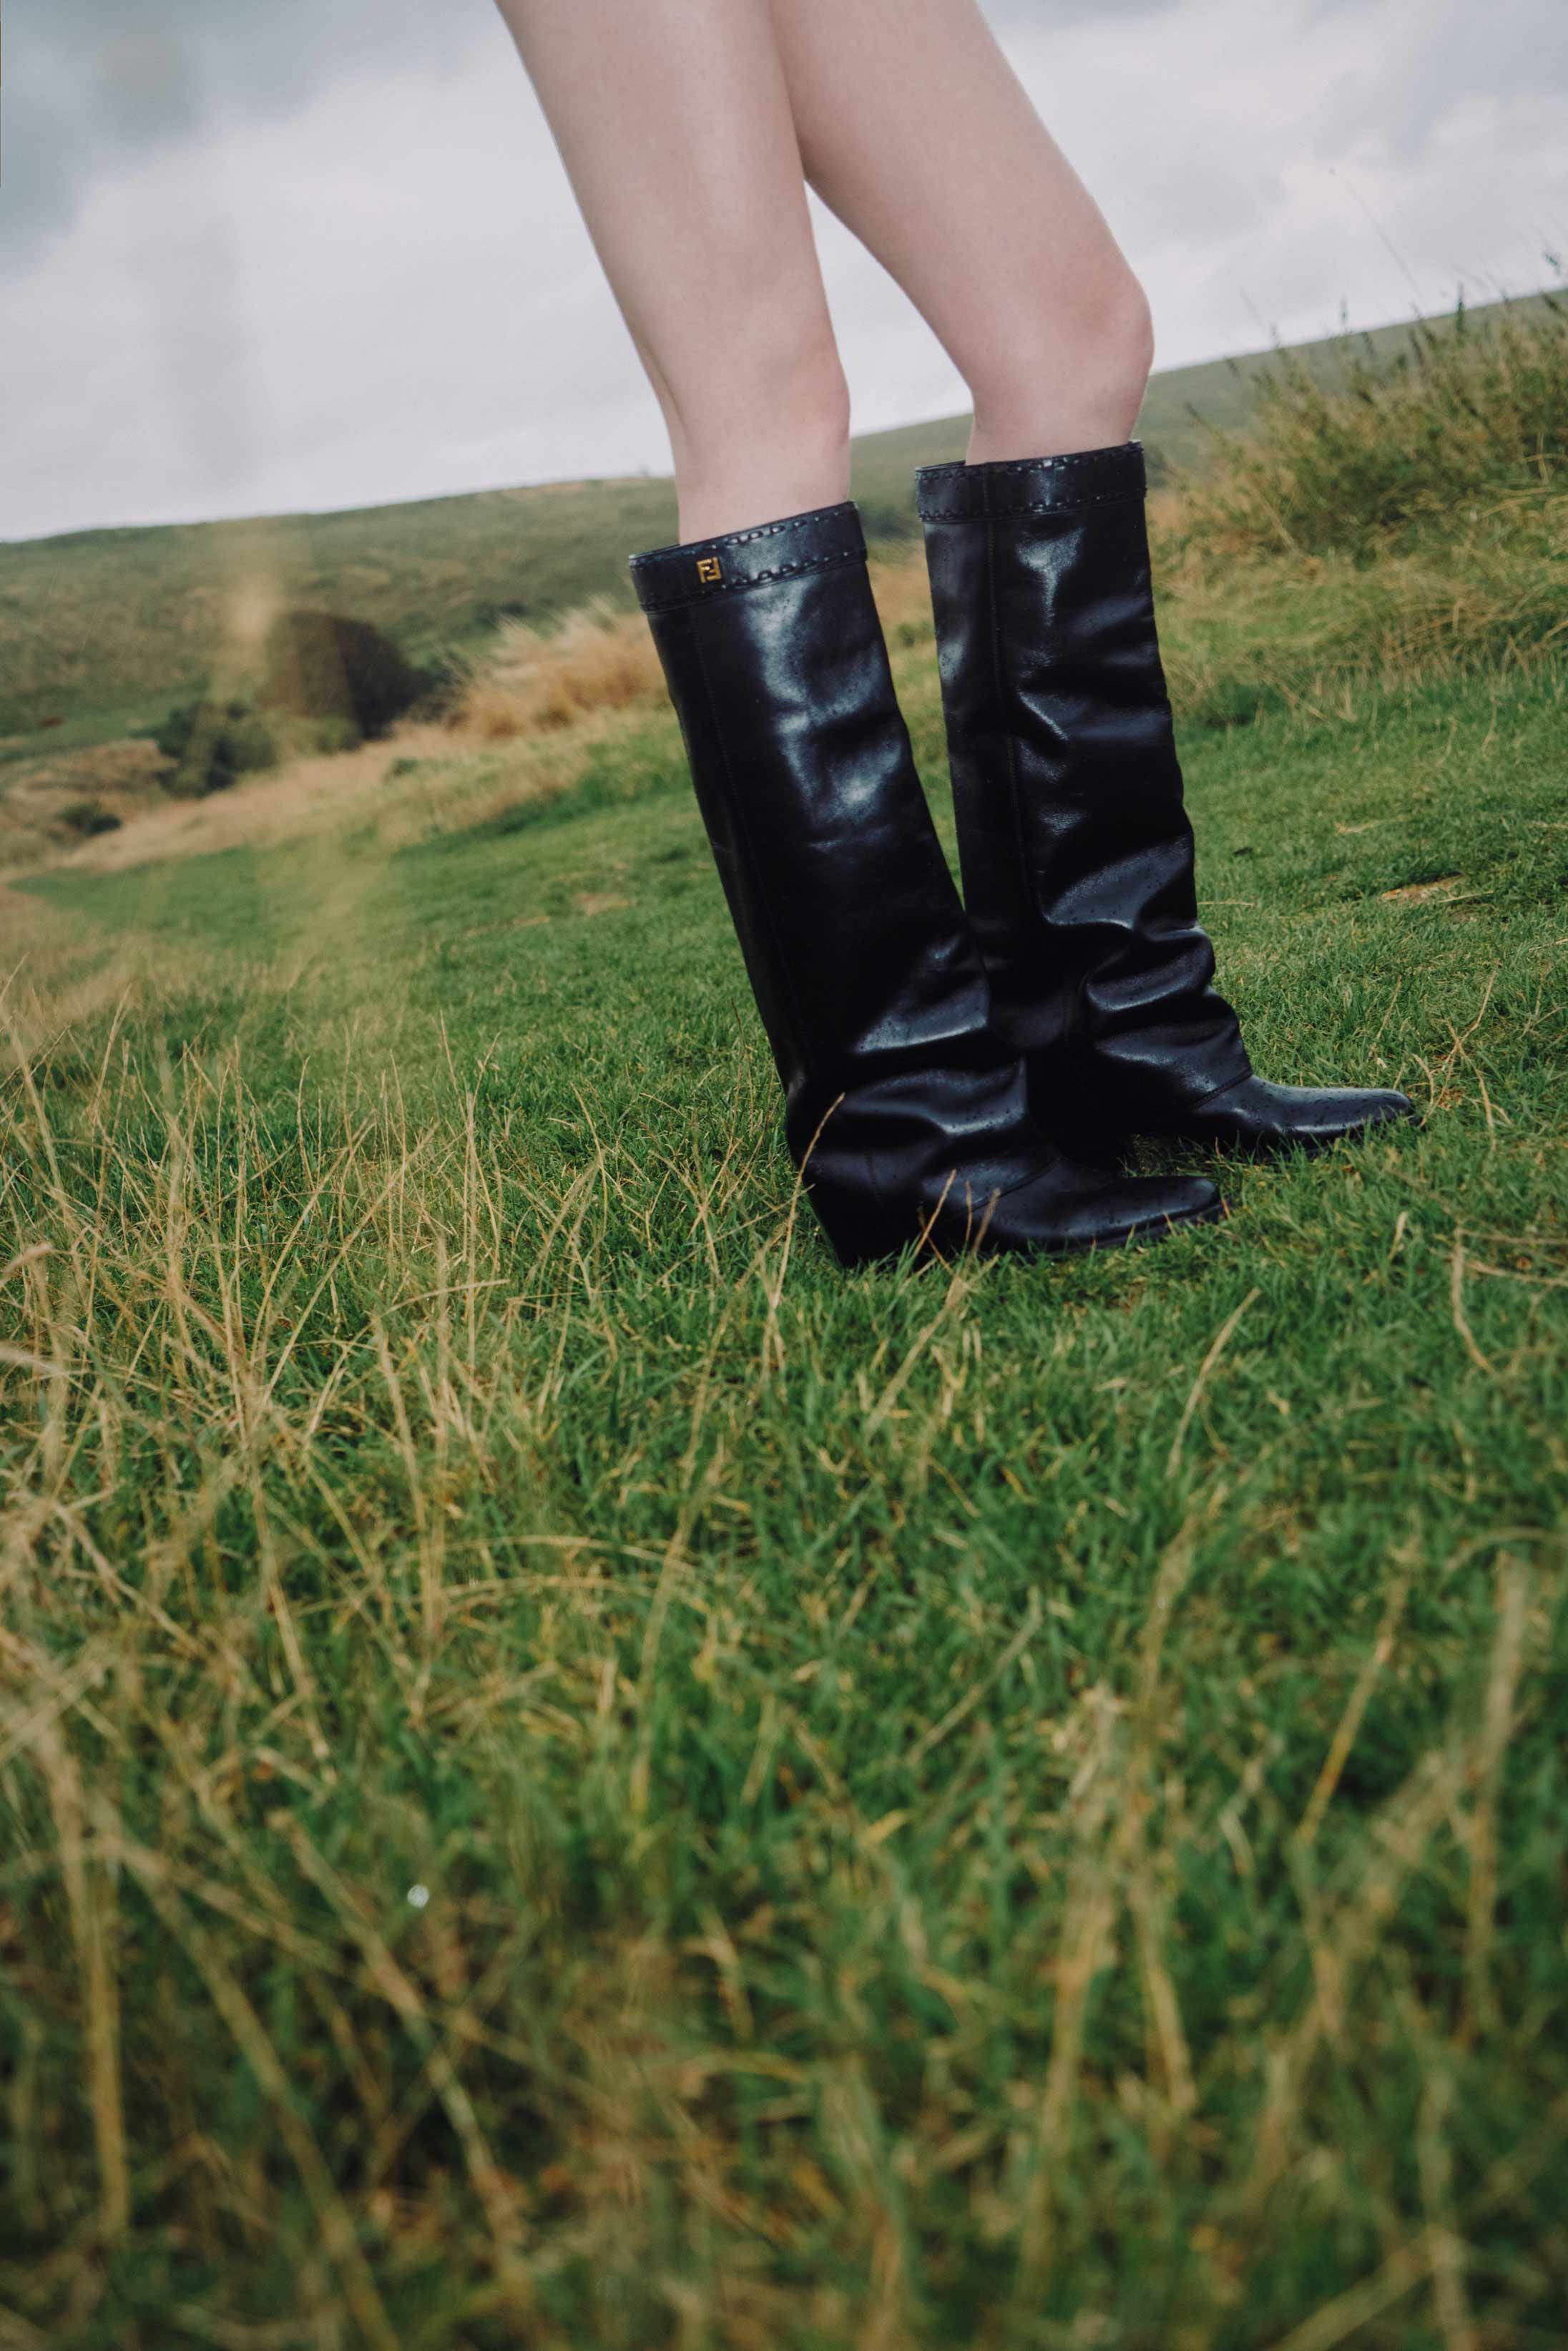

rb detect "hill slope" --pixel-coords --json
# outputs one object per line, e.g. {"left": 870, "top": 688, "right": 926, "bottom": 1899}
{"left": 1, "top": 295, "right": 1551, "bottom": 749}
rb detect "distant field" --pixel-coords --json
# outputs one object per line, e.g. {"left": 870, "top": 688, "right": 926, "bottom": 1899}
{"left": 1, "top": 294, "right": 1552, "bottom": 756}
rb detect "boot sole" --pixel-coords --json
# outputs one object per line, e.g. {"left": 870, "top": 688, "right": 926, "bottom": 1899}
{"left": 1141, "top": 1102, "right": 1421, "bottom": 1162}
{"left": 828, "top": 1192, "right": 1228, "bottom": 1272}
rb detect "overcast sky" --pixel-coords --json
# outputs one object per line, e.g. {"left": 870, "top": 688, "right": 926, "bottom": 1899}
{"left": 2, "top": 0, "right": 1564, "bottom": 543}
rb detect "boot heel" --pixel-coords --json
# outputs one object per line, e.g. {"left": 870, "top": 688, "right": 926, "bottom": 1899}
{"left": 805, "top": 1178, "right": 903, "bottom": 1271}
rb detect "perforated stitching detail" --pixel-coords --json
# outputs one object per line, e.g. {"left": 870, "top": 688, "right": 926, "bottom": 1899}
{"left": 916, "top": 449, "right": 1139, "bottom": 477}
{"left": 919, "top": 487, "right": 1142, "bottom": 523}
{"left": 630, "top": 503, "right": 860, "bottom": 570}
{"left": 915, "top": 450, "right": 1145, "bottom": 523}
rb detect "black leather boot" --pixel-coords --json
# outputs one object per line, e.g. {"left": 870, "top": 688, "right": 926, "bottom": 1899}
{"left": 631, "top": 502, "right": 1222, "bottom": 1265}
{"left": 917, "top": 444, "right": 1415, "bottom": 1156}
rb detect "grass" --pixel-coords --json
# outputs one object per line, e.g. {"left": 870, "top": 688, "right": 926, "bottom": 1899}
{"left": 451, "top": 598, "right": 667, "bottom": 741}
{"left": 1175, "top": 293, "right": 1568, "bottom": 558}
{"left": 3, "top": 308, "right": 1568, "bottom": 2347}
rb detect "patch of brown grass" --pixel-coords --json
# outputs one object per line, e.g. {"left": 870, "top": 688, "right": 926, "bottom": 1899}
{"left": 869, "top": 552, "right": 936, "bottom": 643}
{"left": 0, "top": 739, "right": 177, "bottom": 869}
{"left": 44, "top": 728, "right": 449, "bottom": 874}
{"left": 44, "top": 691, "right": 685, "bottom": 879}
{"left": 1170, "top": 295, "right": 1568, "bottom": 559}
{"left": 451, "top": 598, "right": 665, "bottom": 740}
{"left": 447, "top": 562, "right": 934, "bottom": 745}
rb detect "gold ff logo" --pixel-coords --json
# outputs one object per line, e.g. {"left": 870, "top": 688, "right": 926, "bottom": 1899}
{"left": 696, "top": 557, "right": 722, "bottom": 585}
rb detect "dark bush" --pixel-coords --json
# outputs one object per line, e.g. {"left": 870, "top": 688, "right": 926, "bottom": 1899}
{"left": 152, "top": 698, "right": 280, "bottom": 798}
{"left": 260, "top": 610, "right": 425, "bottom": 738}
{"left": 58, "top": 800, "right": 122, "bottom": 838}
{"left": 406, "top": 650, "right": 466, "bottom": 720}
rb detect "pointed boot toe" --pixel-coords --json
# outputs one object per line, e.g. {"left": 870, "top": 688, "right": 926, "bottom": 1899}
{"left": 941, "top": 1158, "right": 1225, "bottom": 1259}
{"left": 1044, "top": 1166, "right": 1225, "bottom": 1251}
{"left": 1175, "top": 1077, "right": 1418, "bottom": 1156}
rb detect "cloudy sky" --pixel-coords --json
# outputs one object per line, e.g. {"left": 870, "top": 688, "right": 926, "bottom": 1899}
{"left": 3, "top": 0, "right": 1565, "bottom": 543}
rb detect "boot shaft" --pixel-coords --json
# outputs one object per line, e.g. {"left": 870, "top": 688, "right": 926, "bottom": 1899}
{"left": 917, "top": 443, "right": 1248, "bottom": 1120}
{"left": 627, "top": 497, "right": 1225, "bottom": 1260}
{"left": 633, "top": 504, "right": 1017, "bottom": 1170}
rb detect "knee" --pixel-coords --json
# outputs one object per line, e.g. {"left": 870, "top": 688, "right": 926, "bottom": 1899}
{"left": 665, "top": 316, "right": 851, "bottom": 538}
{"left": 1104, "top": 272, "right": 1155, "bottom": 408}
{"left": 743, "top": 308, "right": 852, "bottom": 475}
{"left": 1031, "top": 261, "right": 1153, "bottom": 418}
{"left": 969, "top": 259, "right": 1155, "bottom": 453}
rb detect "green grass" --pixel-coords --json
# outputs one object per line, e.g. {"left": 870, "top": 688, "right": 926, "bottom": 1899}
{"left": 1176, "top": 292, "right": 1568, "bottom": 559}
{"left": 3, "top": 545, "right": 1567, "bottom": 2344}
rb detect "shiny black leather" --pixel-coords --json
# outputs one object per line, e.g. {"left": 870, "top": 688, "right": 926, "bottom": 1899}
{"left": 917, "top": 444, "right": 1415, "bottom": 1155}
{"left": 632, "top": 502, "right": 1223, "bottom": 1263}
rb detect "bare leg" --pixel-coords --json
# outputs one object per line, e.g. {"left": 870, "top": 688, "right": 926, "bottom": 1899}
{"left": 494, "top": 0, "right": 850, "bottom": 540}
{"left": 766, "top": 0, "right": 1153, "bottom": 462}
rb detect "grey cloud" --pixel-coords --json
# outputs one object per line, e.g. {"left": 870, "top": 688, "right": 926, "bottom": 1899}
{"left": 1304, "top": 0, "right": 1568, "bottom": 160}
{"left": 0, "top": 0, "right": 1207, "bottom": 279}
{"left": 2, "top": 0, "right": 1562, "bottom": 540}
{"left": 1395, "top": 0, "right": 1568, "bottom": 150}
{"left": 0, "top": 0, "right": 501, "bottom": 270}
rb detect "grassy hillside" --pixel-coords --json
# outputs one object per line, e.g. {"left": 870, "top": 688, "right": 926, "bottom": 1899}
{"left": 1, "top": 294, "right": 1554, "bottom": 753}
{"left": 2, "top": 302, "right": 1567, "bottom": 2345}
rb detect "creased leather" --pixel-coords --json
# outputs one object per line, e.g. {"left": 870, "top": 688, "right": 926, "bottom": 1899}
{"left": 918, "top": 446, "right": 1415, "bottom": 1154}
{"left": 632, "top": 504, "right": 1222, "bottom": 1260}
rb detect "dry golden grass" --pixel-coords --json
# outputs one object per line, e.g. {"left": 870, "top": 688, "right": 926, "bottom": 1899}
{"left": 445, "top": 560, "right": 934, "bottom": 745}
{"left": 25, "top": 612, "right": 680, "bottom": 883}
{"left": 29, "top": 703, "right": 671, "bottom": 884}
{"left": 868, "top": 552, "right": 939, "bottom": 639}
{"left": 49, "top": 726, "right": 456, "bottom": 874}
{"left": 451, "top": 597, "right": 666, "bottom": 739}
{"left": 1153, "top": 487, "right": 1568, "bottom": 728}
{"left": 1170, "top": 295, "right": 1568, "bottom": 559}
{"left": 0, "top": 740, "right": 177, "bottom": 869}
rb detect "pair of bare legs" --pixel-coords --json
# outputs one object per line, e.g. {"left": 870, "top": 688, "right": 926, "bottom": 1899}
{"left": 495, "top": 0, "right": 1152, "bottom": 540}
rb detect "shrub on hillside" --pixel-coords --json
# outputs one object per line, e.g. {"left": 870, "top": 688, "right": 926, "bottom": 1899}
{"left": 260, "top": 609, "right": 426, "bottom": 738}
{"left": 1178, "top": 293, "right": 1568, "bottom": 557}
{"left": 406, "top": 650, "right": 467, "bottom": 722}
{"left": 152, "top": 698, "right": 280, "bottom": 798}
{"left": 58, "top": 798, "right": 122, "bottom": 838}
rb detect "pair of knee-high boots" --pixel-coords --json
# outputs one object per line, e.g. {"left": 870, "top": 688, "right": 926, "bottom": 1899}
{"left": 632, "top": 441, "right": 1411, "bottom": 1269}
